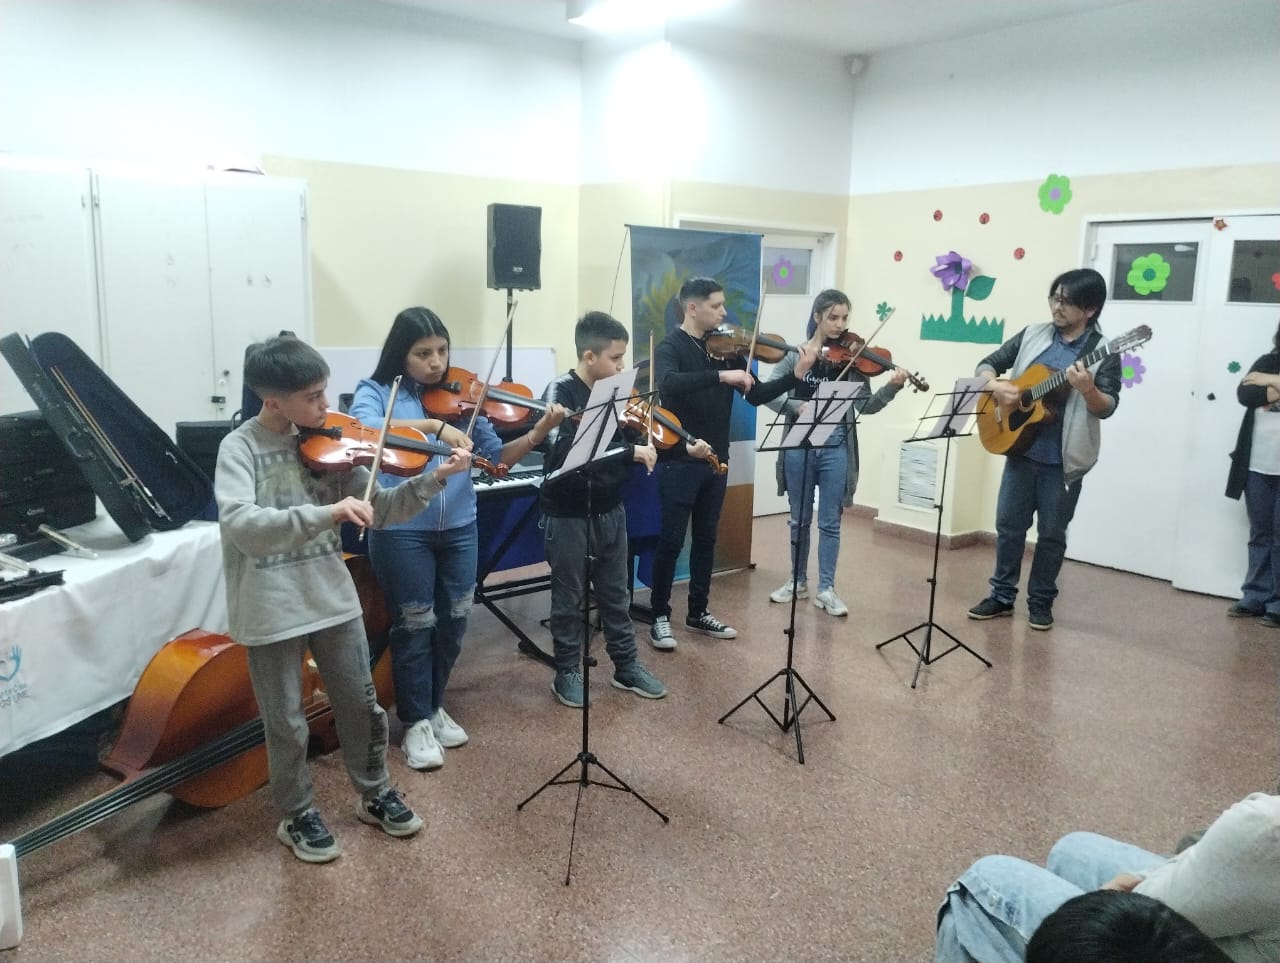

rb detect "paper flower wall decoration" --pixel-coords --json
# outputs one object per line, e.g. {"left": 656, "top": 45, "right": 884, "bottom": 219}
{"left": 1228, "top": 361, "right": 1242, "bottom": 374}
{"left": 771, "top": 257, "right": 794, "bottom": 288}
{"left": 930, "top": 250, "right": 972, "bottom": 291}
{"left": 1121, "top": 352, "right": 1146, "bottom": 388}
{"left": 876, "top": 302, "right": 893, "bottom": 321}
{"left": 1127, "top": 253, "right": 1171, "bottom": 295}
{"left": 1038, "top": 174, "right": 1073, "bottom": 214}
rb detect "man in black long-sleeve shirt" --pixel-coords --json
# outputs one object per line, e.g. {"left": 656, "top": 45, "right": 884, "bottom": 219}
{"left": 647, "top": 276, "right": 815, "bottom": 650}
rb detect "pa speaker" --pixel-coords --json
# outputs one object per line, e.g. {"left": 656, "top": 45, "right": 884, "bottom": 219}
{"left": 487, "top": 203, "right": 541, "bottom": 291}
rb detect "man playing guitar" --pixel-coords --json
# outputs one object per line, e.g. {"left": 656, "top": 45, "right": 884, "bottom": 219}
{"left": 967, "top": 268, "right": 1123, "bottom": 631}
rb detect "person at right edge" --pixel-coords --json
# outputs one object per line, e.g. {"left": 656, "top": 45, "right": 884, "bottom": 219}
{"left": 1225, "top": 317, "right": 1280, "bottom": 628}
{"left": 647, "top": 276, "right": 815, "bottom": 651}
{"left": 967, "top": 268, "right": 1122, "bottom": 631}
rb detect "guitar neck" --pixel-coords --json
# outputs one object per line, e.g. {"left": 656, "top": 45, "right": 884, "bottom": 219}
{"left": 1028, "top": 342, "right": 1112, "bottom": 402}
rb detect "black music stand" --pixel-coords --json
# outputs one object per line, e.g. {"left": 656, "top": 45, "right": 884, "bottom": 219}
{"left": 517, "top": 369, "right": 667, "bottom": 885}
{"left": 876, "top": 377, "right": 993, "bottom": 687}
{"left": 718, "top": 380, "right": 858, "bottom": 763}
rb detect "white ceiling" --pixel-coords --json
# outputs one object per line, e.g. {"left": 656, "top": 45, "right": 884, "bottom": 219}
{"left": 375, "top": 0, "right": 1138, "bottom": 55}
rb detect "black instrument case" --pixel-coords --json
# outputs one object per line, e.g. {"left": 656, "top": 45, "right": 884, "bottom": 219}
{"left": 0, "top": 332, "right": 213, "bottom": 542}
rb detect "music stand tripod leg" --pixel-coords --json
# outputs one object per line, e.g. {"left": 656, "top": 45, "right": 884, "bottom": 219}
{"left": 876, "top": 391, "right": 992, "bottom": 686}
{"left": 515, "top": 379, "right": 667, "bottom": 885}
{"left": 718, "top": 440, "right": 835, "bottom": 763}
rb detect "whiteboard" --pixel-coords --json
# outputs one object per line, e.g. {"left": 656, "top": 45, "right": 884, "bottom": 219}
{"left": 321, "top": 346, "right": 559, "bottom": 407}
{"left": 0, "top": 161, "right": 100, "bottom": 416}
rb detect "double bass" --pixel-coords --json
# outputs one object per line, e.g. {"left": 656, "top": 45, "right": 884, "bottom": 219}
{"left": 5, "top": 556, "right": 395, "bottom": 858}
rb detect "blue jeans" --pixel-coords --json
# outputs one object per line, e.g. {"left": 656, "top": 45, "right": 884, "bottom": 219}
{"left": 543, "top": 506, "right": 637, "bottom": 674}
{"left": 935, "top": 832, "right": 1167, "bottom": 962}
{"left": 783, "top": 441, "right": 848, "bottom": 592}
{"left": 990, "top": 456, "right": 1083, "bottom": 609}
{"left": 367, "top": 524, "right": 478, "bottom": 726}
{"left": 1241, "top": 470, "right": 1280, "bottom": 616}
{"left": 649, "top": 459, "right": 727, "bottom": 620}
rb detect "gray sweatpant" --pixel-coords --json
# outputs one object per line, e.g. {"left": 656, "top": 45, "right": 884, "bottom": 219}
{"left": 244, "top": 617, "right": 389, "bottom": 817}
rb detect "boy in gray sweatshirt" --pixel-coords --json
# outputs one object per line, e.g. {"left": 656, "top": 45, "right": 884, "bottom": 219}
{"left": 215, "top": 335, "right": 470, "bottom": 862}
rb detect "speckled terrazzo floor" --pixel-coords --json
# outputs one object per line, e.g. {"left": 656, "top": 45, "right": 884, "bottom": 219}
{"left": 2, "top": 513, "right": 1276, "bottom": 962}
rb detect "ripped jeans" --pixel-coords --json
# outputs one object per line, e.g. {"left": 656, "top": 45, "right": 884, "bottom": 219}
{"left": 367, "top": 523, "right": 478, "bottom": 726}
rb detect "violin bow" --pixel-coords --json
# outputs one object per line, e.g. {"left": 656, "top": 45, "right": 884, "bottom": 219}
{"left": 646, "top": 331, "right": 656, "bottom": 443}
{"left": 358, "top": 375, "right": 402, "bottom": 539}
{"left": 834, "top": 306, "right": 894, "bottom": 380}
{"left": 746, "top": 284, "right": 765, "bottom": 371}
{"left": 464, "top": 300, "right": 517, "bottom": 440}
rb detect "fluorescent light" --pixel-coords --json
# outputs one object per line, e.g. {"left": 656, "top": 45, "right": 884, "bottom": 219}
{"left": 567, "top": 0, "right": 730, "bottom": 34}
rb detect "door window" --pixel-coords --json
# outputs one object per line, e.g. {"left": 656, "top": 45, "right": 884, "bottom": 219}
{"left": 1109, "top": 242, "right": 1199, "bottom": 302}
{"left": 1226, "top": 238, "right": 1280, "bottom": 303}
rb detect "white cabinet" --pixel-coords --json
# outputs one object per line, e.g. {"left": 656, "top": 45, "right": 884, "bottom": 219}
{"left": 0, "top": 158, "right": 312, "bottom": 438}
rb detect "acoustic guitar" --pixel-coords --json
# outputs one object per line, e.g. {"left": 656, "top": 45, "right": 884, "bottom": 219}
{"left": 976, "top": 325, "right": 1152, "bottom": 456}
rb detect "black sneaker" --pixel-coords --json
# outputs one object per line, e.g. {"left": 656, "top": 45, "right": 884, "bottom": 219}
{"left": 1261, "top": 613, "right": 1280, "bottom": 629}
{"left": 1028, "top": 607, "right": 1054, "bottom": 631}
{"left": 277, "top": 807, "right": 340, "bottom": 863}
{"left": 685, "top": 612, "right": 737, "bottom": 639}
{"left": 968, "top": 597, "right": 1014, "bottom": 620}
{"left": 357, "top": 787, "right": 424, "bottom": 838}
{"left": 1227, "top": 602, "right": 1262, "bottom": 618}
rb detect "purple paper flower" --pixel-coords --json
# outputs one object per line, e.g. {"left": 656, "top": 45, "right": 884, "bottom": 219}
{"left": 1121, "top": 352, "right": 1146, "bottom": 388}
{"left": 771, "top": 257, "right": 793, "bottom": 287}
{"left": 930, "top": 250, "right": 972, "bottom": 291}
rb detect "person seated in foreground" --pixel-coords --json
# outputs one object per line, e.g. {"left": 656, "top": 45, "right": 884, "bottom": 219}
{"left": 1026, "top": 890, "right": 1232, "bottom": 963}
{"left": 934, "top": 792, "right": 1280, "bottom": 962}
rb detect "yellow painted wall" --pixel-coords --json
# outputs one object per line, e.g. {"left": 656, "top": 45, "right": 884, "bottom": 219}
{"left": 846, "top": 162, "right": 1280, "bottom": 535}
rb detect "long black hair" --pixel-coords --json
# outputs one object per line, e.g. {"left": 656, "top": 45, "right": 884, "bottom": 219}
{"left": 370, "top": 307, "right": 451, "bottom": 386}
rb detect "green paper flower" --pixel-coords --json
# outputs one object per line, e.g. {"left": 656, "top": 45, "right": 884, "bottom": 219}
{"left": 1127, "top": 253, "right": 1172, "bottom": 296}
{"left": 1038, "top": 174, "right": 1072, "bottom": 214}
{"left": 1228, "top": 360, "right": 1241, "bottom": 373}
{"left": 875, "top": 302, "right": 892, "bottom": 321}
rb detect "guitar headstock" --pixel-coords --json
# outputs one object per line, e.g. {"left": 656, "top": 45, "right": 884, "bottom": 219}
{"left": 1110, "top": 325, "right": 1153, "bottom": 354}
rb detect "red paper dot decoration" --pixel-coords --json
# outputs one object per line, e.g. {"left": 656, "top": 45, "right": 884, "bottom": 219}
{"left": 932, "top": 209, "right": 943, "bottom": 221}
{"left": 979, "top": 213, "right": 990, "bottom": 224}
{"left": 1014, "top": 247, "right": 1025, "bottom": 260}
{"left": 893, "top": 250, "right": 903, "bottom": 262}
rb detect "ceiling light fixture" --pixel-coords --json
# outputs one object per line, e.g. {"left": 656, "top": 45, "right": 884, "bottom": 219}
{"left": 566, "top": 0, "right": 730, "bottom": 35}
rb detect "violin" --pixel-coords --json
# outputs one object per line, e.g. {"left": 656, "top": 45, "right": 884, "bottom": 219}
{"left": 298, "top": 411, "right": 507, "bottom": 479}
{"left": 421, "top": 367, "right": 539, "bottom": 428}
{"left": 621, "top": 396, "right": 727, "bottom": 475}
{"left": 821, "top": 333, "right": 930, "bottom": 393}
{"left": 703, "top": 325, "right": 798, "bottom": 364}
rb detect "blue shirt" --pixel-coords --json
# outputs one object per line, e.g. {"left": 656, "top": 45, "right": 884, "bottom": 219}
{"left": 1024, "top": 328, "right": 1088, "bottom": 465}
{"left": 349, "top": 377, "right": 504, "bottom": 532}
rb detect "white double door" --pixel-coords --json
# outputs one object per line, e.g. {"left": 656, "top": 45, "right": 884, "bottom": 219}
{"left": 1067, "top": 215, "right": 1280, "bottom": 598}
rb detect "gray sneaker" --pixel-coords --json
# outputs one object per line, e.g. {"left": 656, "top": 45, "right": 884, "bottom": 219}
{"left": 277, "top": 808, "right": 340, "bottom": 863}
{"left": 611, "top": 662, "right": 667, "bottom": 699}
{"left": 649, "top": 616, "right": 677, "bottom": 651}
{"left": 552, "top": 670, "right": 585, "bottom": 708}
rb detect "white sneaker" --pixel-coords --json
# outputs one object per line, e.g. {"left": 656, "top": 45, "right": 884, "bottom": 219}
{"left": 813, "top": 588, "right": 849, "bottom": 617}
{"left": 430, "top": 706, "right": 468, "bottom": 748}
{"left": 649, "top": 616, "right": 677, "bottom": 651}
{"left": 769, "top": 580, "right": 808, "bottom": 603}
{"left": 402, "top": 719, "right": 444, "bottom": 770}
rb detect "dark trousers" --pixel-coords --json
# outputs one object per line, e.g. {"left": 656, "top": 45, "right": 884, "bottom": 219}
{"left": 649, "top": 459, "right": 727, "bottom": 620}
{"left": 990, "top": 455, "right": 1083, "bottom": 609}
{"left": 543, "top": 505, "right": 637, "bottom": 674}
